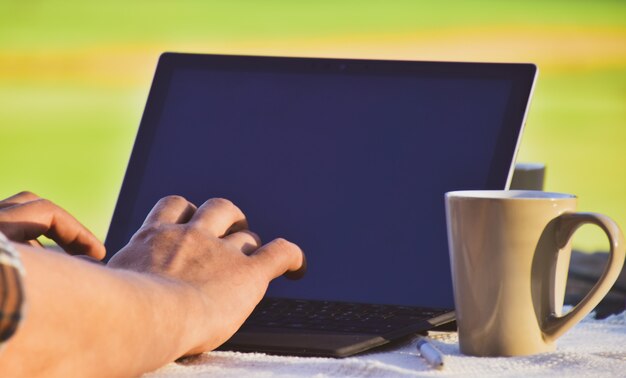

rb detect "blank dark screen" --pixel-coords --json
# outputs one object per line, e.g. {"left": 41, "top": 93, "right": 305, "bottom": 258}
{"left": 122, "top": 67, "right": 513, "bottom": 308}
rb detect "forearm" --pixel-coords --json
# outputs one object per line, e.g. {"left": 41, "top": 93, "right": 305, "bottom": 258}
{"left": 0, "top": 245, "right": 207, "bottom": 377}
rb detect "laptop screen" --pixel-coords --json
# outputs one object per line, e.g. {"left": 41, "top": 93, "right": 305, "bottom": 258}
{"left": 105, "top": 54, "right": 536, "bottom": 309}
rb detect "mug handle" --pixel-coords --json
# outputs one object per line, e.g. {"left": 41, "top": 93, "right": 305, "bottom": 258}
{"left": 542, "top": 212, "right": 625, "bottom": 341}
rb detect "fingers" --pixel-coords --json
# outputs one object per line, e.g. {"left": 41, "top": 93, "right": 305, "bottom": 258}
{"left": 74, "top": 255, "right": 106, "bottom": 265}
{"left": 0, "top": 191, "right": 40, "bottom": 209}
{"left": 190, "top": 198, "right": 248, "bottom": 237}
{"left": 0, "top": 199, "right": 106, "bottom": 260}
{"left": 223, "top": 230, "right": 262, "bottom": 254}
{"left": 250, "top": 238, "right": 307, "bottom": 280}
{"left": 142, "top": 196, "right": 197, "bottom": 226}
{"left": 27, "top": 239, "right": 44, "bottom": 248}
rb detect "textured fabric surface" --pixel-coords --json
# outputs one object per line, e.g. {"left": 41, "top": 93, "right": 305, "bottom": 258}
{"left": 146, "top": 311, "right": 626, "bottom": 377}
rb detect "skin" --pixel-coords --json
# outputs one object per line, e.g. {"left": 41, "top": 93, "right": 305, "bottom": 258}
{"left": 0, "top": 192, "right": 305, "bottom": 377}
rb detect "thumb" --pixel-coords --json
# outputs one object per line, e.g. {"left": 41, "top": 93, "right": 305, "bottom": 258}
{"left": 250, "top": 238, "right": 306, "bottom": 280}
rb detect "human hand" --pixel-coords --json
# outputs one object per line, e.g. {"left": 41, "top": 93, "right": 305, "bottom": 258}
{"left": 106, "top": 195, "right": 306, "bottom": 354}
{"left": 0, "top": 191, "right": 105, "bottom": 259}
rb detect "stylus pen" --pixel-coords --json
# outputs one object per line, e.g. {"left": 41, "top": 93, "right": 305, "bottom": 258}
{"left": 416, "top": 336, "right": 445, "bottom": 370}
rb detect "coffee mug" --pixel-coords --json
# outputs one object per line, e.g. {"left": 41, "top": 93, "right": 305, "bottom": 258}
{"left": 510, "top": 162, "right": 546, "bottom": 191}
{"left": 445, "top": 190, "right": 625, "bottom": 356}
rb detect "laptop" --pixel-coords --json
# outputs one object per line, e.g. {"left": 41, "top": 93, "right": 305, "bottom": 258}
{"left": 104, "top": 53, "right": 536, "bottom": 357}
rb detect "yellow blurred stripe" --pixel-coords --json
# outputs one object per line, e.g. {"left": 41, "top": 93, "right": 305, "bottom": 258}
{"left": 0, "top": 26, "right": 624, "bottom": 87}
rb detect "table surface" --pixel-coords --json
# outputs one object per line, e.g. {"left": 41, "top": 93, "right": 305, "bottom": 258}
{"left": 146, "top": 310, "right": 626, "bottom": 378}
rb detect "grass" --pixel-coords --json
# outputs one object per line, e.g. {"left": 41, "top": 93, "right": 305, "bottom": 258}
{"left": 0, "top": 0, "right": 625, "bottom": 251}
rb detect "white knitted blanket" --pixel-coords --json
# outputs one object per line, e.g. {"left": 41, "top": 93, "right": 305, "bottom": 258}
{"left": 146, "top": 311, "right": 626, "bottom": 377}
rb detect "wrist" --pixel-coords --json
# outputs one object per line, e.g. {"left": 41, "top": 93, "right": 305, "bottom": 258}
{"left": 138, "top": 273, "right": 215, "bottom": 356}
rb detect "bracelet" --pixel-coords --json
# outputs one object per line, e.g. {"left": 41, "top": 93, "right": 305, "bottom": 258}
{"left": 0, "top": 232, "right": 25, "bottom": 346}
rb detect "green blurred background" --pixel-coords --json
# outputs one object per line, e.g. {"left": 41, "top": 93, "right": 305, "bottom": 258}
{"left": 1, "top": 0, "right": 624, "bottom": 252}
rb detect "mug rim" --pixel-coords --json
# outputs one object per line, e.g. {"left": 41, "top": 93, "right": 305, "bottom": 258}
{"left": 445, "top": 190, "right": 576, "bottom": 200}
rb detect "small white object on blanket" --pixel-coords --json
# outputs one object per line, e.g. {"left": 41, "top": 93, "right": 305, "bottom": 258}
{"left": 146, "top": 311, "right": 626, "bottom": 378}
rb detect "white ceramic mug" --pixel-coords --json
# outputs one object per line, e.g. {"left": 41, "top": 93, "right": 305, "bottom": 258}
{"left": 510, "top": 162, "right": 545, "bottom": 190}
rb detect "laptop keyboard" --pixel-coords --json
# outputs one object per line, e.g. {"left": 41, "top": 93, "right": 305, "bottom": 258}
{"left": 241, "top": 297, "right": 450, "bottom": 335}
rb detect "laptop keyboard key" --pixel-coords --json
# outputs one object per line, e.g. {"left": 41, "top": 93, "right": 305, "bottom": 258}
{"left": 242, "top": 297, "right": 449, "bottom": 335}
